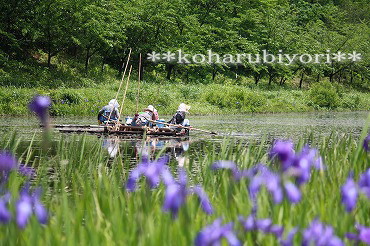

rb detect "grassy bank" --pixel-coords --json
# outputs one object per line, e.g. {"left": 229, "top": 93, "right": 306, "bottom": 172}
{"left": 0, "top": 127, "right": 369, "bottom": 245}
{"left": 1, "top": 56, "right": 369, "bottom": 116}
{"left": 1, "top": 81, "right": 369, "bottom": 117}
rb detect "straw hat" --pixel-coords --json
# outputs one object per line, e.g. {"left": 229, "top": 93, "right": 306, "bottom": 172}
{"left": 178, "top": 103, "right": 190, "bottom": 112}
{"left": 145, "top": 105, "right": 155, "bottom": 112}
{"left": 109, "top": 99, "right": 120, "bottom": 108}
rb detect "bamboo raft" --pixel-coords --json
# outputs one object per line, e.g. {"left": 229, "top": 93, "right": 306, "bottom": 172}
{"left": 50, "top": 124, "right": 190, "bottom": 136}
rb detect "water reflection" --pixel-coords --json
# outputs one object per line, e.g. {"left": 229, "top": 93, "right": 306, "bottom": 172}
{"left": 102, "top": 136, "right": 120, "bottom": 158}
{"left": 101, "top": 134, "right": 191, "bottom": 165}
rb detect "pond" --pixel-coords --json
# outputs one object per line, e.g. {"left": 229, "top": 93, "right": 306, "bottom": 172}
{"left": 0, "top": 111, "right": 368, "bottom": 162}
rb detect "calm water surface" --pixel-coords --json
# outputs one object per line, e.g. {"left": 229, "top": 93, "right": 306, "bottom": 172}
{"left": 0, "top": 111, "right": 368, "bottom": 161}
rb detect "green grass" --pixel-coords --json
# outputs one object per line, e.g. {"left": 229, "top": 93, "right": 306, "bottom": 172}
{"left": 0, "top": 82, "right": 369, "bottom": 117}
{"left": 0, "top": 121, "right": 369, "bottom": 245}
{"left": 0, "top": 56, "right": 369, "bottom": 116}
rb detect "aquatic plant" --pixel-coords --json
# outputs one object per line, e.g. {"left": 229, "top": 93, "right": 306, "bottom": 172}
{"left": 346, "top": 224, "right": 370, "bottom": 244}
{"left": 194, "top": 218, "right": 240, "bottom": 246}
{"left": 125, "top": 156, "right": 169, "bottom": 191}
{"left": 340, "top": 169, "right": 370, "bottom": 212}
{"left": 0, "top": 123, "right": 369, "bottom": 245}
{"left": 125, "top": 156, "right": 213, "bottom": 218}
{"left": 341, "top": 173, "right": 358, "bottom": 212}
{"left": 162, "top": 167, "right": 213, "bottom": 217}
{"left": 28, "top": 95, "right": 51, "bottom": 125}
{"left": 302, "top": 219, "right": 344, "bottom": 246}
{"left": 16, "top": 187, "right": 48, "bottom": 229}
{"left": 364, "top": 134, "right": 370, "bottom": 152}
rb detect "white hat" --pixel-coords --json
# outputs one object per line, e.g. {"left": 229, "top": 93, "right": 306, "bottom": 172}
{"left": 178, "top": 103, "right": 190, "bottom": 112}
{"left": 145, "top": 105, "right": 155, "bottom": 112}
{"left": 109, "top": 99, "right": 120, "bottom": 108}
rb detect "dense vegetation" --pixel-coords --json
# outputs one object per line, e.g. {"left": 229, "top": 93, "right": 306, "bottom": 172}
{"left": 0, "top": 80, "right": 369, "bottom": 116}
{"left": 0, "top": 125, "right": 369, "bottom": 245}
{"left": 0, "top": 0, "right": 369, "bottom": 115}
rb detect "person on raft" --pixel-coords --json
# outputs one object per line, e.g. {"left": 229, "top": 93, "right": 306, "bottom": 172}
{"left": 168, "top": 103, "right": 190, "bottom": 127}
{"left": 97, "top": 99, "right": 120, "bottom": 125}
{"left": 132, "top": 105, "right": 158, "bottom": 126}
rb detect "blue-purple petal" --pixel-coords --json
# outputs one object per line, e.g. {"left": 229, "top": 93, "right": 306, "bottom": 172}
{"left": 284, "top": 182, "right": 301, "bottom": 204}
{"left": 191, "top": 185, "right": 213, "bottom": 214}
{"left": 29, "top": 95, "right": 51, "bottom": 124}
{"left": 0, "top": 193, "right": 11, "bottom": 223}
{"left": 363, "top": 135, "right": 370, "bottom": 152}
{"left": 341, "top": 175, "right": 358, "bottom": 212}
{"left": 0, "top": 151, "right": 18, "bottom": 172}
{"left": 16, "top": 193, "right": 33, "bottom": 229}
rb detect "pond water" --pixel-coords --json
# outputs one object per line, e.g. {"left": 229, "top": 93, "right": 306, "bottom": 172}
{"left": 0, "top": 111, "right": 368, "bottom": 161}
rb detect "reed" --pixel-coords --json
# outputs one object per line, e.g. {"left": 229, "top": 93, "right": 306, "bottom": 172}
{"left": 0, "top": 127, "right": 369, "bottom": 245}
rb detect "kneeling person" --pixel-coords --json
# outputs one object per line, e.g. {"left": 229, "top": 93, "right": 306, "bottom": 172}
{"left": 168, "top": 103, "right": 190, "bottom": 133}
{"left": 98, "top": 99, "right": 120, "bottom": 124}
{"left": 132, "top": 105, "right": 157, "bottom": 126}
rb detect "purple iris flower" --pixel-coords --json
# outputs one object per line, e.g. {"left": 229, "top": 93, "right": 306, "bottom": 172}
{"left": 346, "top": 224, "right": 370, "bottom": 244}
{"left": 16, "top": 187, "right": 48, "bottom": 229}
{"left": 364, "top": 135, "right": 370, "bottom": 152}
{"left": 280, "top": 228, "right": 298, "bottom": 246}
{"left": 284, "top": 182, "right": 301, "bottom": 204}
{"left": 239, "top": 215, "right": 284, "bottom": 238}
{"left": 29, "top": 95, "right": 51, "bottom": 125}
{"left": 191, "top": 185, "right": 213, "bottom": 214}
{"left": 210, "top": 160, "right": 255, "bottom": 181}
{"left": 248, "top": 168, "right": 284, "bottom": 204}
{"left": 269, "top": 141, "right": 325, "bottom": 187}
{"left": 195, "top": 218, "right": 241, "bottom": 246}
{"left": 162, "top": 168, "right": 188, "bottom": 217}
{"left": 0, "top": 193, "right": 11, "bottom": 223}
{"left": 302, "top": 219, "right": 344, "bottom": 246}
{"left": 32, "top": 188, "right": 48, "bottom": 224}
{"left": 290, "top": 146, "right": 325, "bottom": 185}
{"left": 18, "top": 164, "right": 36, "bottom": 178}
{"left": 163, "top": 168, "right": 213, "bottom": 218}
{"left": 16, "top": 189, "right": 33, "bottom": 229}
{"left": 125, "top": 156, "right": 169, "bottom": 191}
{"left": 269, "top": 140, "right": 295, "bottom": 169}
{"left": 341, "top": 173, "right": 358, "bottom": 212}
{"left": 264, "top": 172, "right": 284, "bottom": 204}
{"left": 359, "top": 169, "right": 370, "bottom": 199}
{"left": 359, "top": 226, "right": 370, "bottom": 244}
{"left": 0, "top": 151, "right": 18, "bottom": 173}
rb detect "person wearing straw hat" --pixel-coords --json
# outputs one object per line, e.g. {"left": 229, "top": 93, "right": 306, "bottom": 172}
{"left": 168, "top": 103, "right": 190, "bottom": 127}
{"left": 132, "top": 105, "right": 157, "bottom": 126}
{"left": 98, "top": 99, "right": 120, "bottom": 124}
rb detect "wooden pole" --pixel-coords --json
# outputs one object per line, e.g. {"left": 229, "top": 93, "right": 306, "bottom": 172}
{"left": 106, "top": 48, "right": 132, "bottom": 124}
{"left": 147, "top": 120, "right": 217, "bottom": 135}
{"left": 136, "top": 53, "right": 142, "bottom": 113}
{"left": 117, "top": 65, "right": 133, "bottom": 122}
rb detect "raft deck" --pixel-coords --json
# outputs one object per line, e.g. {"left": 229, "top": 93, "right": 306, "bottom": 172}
{"left": 50, "top": 124, "right": 189, "bottom": 136}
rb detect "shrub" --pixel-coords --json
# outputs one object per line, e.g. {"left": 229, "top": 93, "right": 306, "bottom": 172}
{"left": 341, "top": 94, "right": 361, "bottom": 109}
{"left": 308, "top": 81, "right": 340, "bottom": 108}
{"left": 50, "top": 91, "right": 83, "bottom": 105}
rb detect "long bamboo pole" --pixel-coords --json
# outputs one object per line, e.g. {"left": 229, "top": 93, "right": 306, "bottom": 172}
{"left": 106, "top": 48, "right": 132, "bottom": 124}
{"left": 136, "top": 53, "right": 142, "bottom": 113}
{"left": 147, "top": 120, "right": 217, "bottom": 135}
{"left": 117, "top": 65, "right": 133, "bottom": 123}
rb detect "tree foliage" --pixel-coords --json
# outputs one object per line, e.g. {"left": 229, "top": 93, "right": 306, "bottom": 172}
{"left": 0, "top": 0, "right": 368, "bottom": 89}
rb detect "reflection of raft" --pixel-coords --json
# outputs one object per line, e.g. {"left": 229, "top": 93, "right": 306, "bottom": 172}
{"left": 50, "top": 124, "right": 190, "bottom": 136}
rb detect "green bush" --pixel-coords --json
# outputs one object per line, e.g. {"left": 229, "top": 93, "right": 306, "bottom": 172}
{"left": 50, "top": 91, "right": 83, "bottom": 105}
{"left": 244, "top": 92, "right": 267, "bottom": 112}
{"left": 308, "top": 81, "right": 340, "bottom": 108}
{"left": 341, "top": 93, "right": 361, "bottom": 109}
